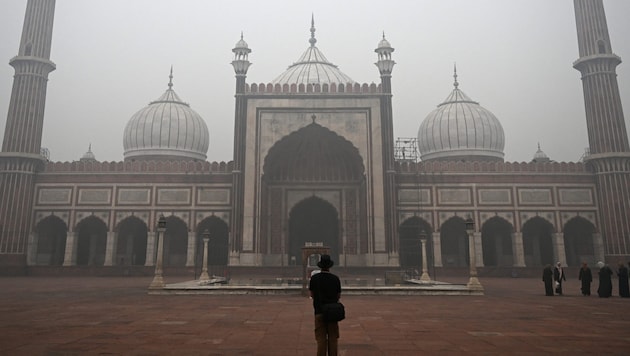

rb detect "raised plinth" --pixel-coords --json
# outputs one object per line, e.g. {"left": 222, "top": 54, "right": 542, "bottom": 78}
{"left": 147, "top": 279, "right": 483, "bottom": 296}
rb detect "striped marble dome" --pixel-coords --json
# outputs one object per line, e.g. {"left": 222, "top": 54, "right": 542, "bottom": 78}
{"left": 272, "top": 17, "right": 354, "bottom": 86}
{"left": 417, "top": 71, "right": 505, "bottom": 162}
{"left": 123, "top": 71, "right": 209, "bottom": 161}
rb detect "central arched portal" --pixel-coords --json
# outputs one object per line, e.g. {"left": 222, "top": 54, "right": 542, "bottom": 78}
{"left": 260, "top": 123, "right": 366, "bottom": 266}
{"left": 289, "top": 197, "right": 339, "bottom": 265}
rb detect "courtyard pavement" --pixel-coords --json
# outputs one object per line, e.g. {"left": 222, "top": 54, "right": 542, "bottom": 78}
{"left": 0, "top": 275, "right": 629, "bottom": 355}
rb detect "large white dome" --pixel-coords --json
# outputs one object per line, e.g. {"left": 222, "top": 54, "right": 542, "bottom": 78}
{"left": 417, "top": 74, "right": 505, "bottom": 162}
{"left": 123, "top": 74, "right": 209, "bottom": 161}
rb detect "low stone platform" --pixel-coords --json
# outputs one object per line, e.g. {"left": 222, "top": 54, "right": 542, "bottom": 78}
{"left": 149, "top": 278, "right": 483, "bottom": 296}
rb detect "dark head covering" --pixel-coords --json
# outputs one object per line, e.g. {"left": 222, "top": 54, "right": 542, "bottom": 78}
{"left": 317, "top": 254, "right": 334, "bottom": 269}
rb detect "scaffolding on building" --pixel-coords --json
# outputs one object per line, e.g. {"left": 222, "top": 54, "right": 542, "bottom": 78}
{"left": 394, "top": 137, "right": 419, "bottom": 163}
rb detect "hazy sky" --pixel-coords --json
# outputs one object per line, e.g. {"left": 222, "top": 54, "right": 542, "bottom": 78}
{"left": 1, "top": 0, "right": 629, "bottom": 163}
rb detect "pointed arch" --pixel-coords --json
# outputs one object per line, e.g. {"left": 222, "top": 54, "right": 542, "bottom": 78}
{"left": 399, "top": 216, "right": 433, "bottom": 269}
{"left": 163, "top": 215, "right": 189, "bottom": 267}
{"left": 76, "top": 216, "right": 108, "bottom": 266}
{"left": 34, "top": 215, "right": 67, "bottom": 266}
{"left": 440, "top": 216, "right": 469, "bottom": 267}
{"left": 115, "top": 216, "right": 148, "bottom": 266}
{"left": 288, "top": 196, "right": 339, "bottom": 265}
{"left": 563, "top": 217, "right": 596, "bottom": 267}
{"left": 522, "top": 216, "right": 554, "bottom": 266}
{"left": 481, "top": 216, "right": 514, "bottom": 267}
{"left": 196, "top": 216, "right": 230, "bottom": 271}
{"left": 263, "top": 123, "right": 365, "bottom": 182}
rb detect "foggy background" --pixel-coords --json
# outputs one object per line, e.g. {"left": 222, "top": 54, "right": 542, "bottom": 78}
{"left": 1, "top": 0, "right": 629, "bottom": 163}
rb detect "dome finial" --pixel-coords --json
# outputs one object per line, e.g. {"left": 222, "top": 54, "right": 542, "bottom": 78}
{"left": 168, "top": 66, "right": 173, "bottom": 90}
{"left": 453, "top": 63, "right": 459, "bottom": 89}
{"left": 309, "top": 14, "right": 317, "bottom": 47}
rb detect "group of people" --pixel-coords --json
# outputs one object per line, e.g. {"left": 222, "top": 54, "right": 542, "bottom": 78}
{"left": 543, "top": 261, "right": 630, "bottom": 298}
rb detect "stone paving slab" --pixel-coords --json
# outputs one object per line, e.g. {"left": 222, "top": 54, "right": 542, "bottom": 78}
{"left": 1, "top": 276, "right": 629, "bottom": 355}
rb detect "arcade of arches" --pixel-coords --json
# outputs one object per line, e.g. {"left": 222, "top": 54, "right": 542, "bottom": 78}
{"left": 396, "top": 216, "right": 597, "bottom": 268}
{"left": 31, "top": 213, "right": 598, "bottom": 268}
{"left": 31, "top": 215, "right": 230, "bottom": 268}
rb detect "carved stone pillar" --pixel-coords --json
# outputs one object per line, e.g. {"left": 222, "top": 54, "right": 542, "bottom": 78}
{"left": 474, "top": 232, "right": 483, "bottom": 268}
{"left": 145, "top": 232, "right": 156, "bottom": 266}
{"left": 512, "top": 232, "right": 526, "bottom": 267}
{"left": 431, "top": 232, "right": 442, "bottom": 267}
{"left": 553, "top": 232, "right": 567, "bottom": 265}
{"left": 104, "top": 231, "right": 116, "bottom": 266}
{"left": 186, "top": 232, "right": 196, "bottom": 267}
{"left": 63, "top": 231, "right": 78, "bottom": 266}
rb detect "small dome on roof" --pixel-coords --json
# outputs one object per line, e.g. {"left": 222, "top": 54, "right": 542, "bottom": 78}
{"left": 532, "top": 143, "right": 551, "bottom": 163}
{"left": 417, "top": 68, "right": 505, "bottom": 162}
{"left": 80, "top": 144, "right": 97, "bottom": 162}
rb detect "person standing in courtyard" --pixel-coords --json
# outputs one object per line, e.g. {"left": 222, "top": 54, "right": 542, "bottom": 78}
{"left": 542, "top": 264, "right": 554, "bottom": 296}
{"left": 309, "top": 254, "right": 342, "bottom": 356}
{"left": 578, "top": 262, "right": 592, "bottom": 296}
{"left": 597, "top": 261, "right": 613, "bottom": 298}
{"left": 617, "top": 262, "right": 629, "bottom": 297}
{"left": 553, "top": 262, "right": 566, "bottom": 295}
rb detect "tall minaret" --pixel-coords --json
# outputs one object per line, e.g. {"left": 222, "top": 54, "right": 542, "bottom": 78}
{"left": 229, "top": 33, "right": 251, "bottom": 261}
{"left": 0, "top": 0, "right": 56, "bottom": 268}
{"left": 573, "top": 0, "right": 630, "bottom": 259}
{"left": 375, "top": 34, "right": 397, "bottom": 255}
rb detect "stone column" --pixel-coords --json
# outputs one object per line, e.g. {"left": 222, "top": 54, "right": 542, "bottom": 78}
{"left": 104, "top": 231, "right": 116, "bottom": 266}
{"left": 186, "top": 232, "right": 196, "bottom": 267}
{"left": 593, "top": 233, "right": 605, "bottom": 263}
{"left": 419, "top": 238, "right": 431, "bottom": 282}
{"left": 199, "top": 236, "right": 210, "bottom": 281}
{"left": 474, "top": 232, "right": 484, "bottom": 268}
{"left": 467, "top": 229, "right": 483, "bottom": 290}
{"left": 553, "top": 232, "right": 567, "bottom": 265}
{"left": 27, "top": 232, "right": 37, "bottom": 266}
{"left": 63, "top": 231, "right": 78, "bottom": 266}
{"left": 149, "top": 228, "right": 165, "bottom": 289}
{"left": 512, "top": 232, "right": 526, "bottom": 267}
{"left": 145, "top": 232, "right": 156, "bottom": 266}
{"left": 431, "top": 232, "right": 442, "bottom": 267}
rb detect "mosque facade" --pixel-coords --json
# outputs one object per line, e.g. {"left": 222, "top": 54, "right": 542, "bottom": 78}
{"left": 0, "top": 0, "right": 629, "bottom": 274}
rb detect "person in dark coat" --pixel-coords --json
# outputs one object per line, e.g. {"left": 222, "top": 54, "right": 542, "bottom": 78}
{"left": 542, "top": 264, "right": 554, "bottom": 296}
{"left": 553, "top": 262, "right": 566, "bottom": 295}
{"left": 597, "top": 261, "right": 613, "bottom": 298}
{"left": 578, "top": 262, "right": 592, "bottom": 296}
{"left": 309, "top": 255, "right": 342, "bottom": 356}
{"left": 617, "top": 262, "right": 629, "bottom": 297}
